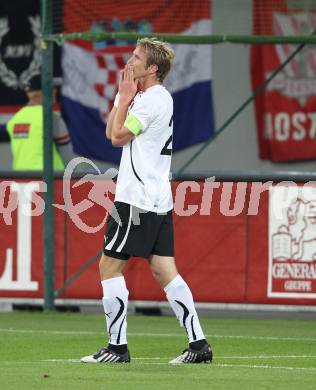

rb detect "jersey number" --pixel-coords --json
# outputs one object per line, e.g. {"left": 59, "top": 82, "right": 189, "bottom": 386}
{"left": 160, "top": 115, "right": 173, "bottom": 156}
{"left": 160, "top": 135, "right": 172, "bottom": 156}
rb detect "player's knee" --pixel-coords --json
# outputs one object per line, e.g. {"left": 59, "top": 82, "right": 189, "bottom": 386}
{"left": 150, "top": 266, "right": 174, "bottom": 287}
{"left": 99, "top": 256, "right": 111, "bottom": 278}
{"left": 151, "top": 267, "right": 162, "bottom": 282}
{"left": 99, "top": 258, "right": 105, "bottom": 275}
{"left": 99, "top": 255, "right": 126, "bottom": 280}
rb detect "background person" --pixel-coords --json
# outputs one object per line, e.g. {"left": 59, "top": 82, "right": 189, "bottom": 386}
{"left": 3, "top": 74, "right": 72, "bottom": 170}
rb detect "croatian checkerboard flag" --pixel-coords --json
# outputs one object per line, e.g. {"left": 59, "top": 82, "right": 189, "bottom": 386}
{"left": 62, "top": 0, "right": 214, "bottom": 163}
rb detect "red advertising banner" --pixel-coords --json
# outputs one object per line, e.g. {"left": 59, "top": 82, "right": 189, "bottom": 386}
{"left": 1, "top": 178, "right": 316, "bottom": 305}
{"left": 268, "top": 184, "right": 316, "bottom": 298}
{"left": 251, "top": 0, "right": 316, "bottom": 162}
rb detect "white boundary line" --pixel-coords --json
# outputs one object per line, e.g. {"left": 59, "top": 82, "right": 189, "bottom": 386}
{"left": 216, "top": 363, "right": 316, "bottom": 372}
{"left": 218, "top": 355, "right": 316, "bottom": 359}
{"left": 3, "top": 357, "right": 315, "bottom": 372}
{"left": 34, "top": 359, "right": 316, "bottom": 371}
{"left": 0, "top": 328, "right": 315, "bottom": 342}
{"left": 42, "top": 355, "right": 316, "bottom": 361}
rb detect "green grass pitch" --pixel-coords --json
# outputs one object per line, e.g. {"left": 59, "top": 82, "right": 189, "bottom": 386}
{"left": 0, "top": 311, "right": 315, "bottom": 389}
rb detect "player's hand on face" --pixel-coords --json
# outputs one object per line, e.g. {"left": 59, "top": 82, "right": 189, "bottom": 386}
{"left": 119, "top": 64, "right": 138, "bottom": 104}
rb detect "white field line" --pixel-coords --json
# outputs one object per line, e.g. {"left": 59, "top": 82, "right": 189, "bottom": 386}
{"left": 36, "top": 359, "right": 316, "bottom": 371}
{"left": 216, "top": 363, "right": 316, "bottom": 372}
{"left": 0, "top": 328, "right": 315, "bottom": 342}
{"left": 218, "top": 355, "right": 316, "bottom": 359}
{"left": 42, "top": 355, "right": 316, "bottom": 361}
{"left": 43, "top": 358, "right": 162, "bottom": 362}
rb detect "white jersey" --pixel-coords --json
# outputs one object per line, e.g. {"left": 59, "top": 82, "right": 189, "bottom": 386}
{"left": 114, "top": 85, "right": 173, "bottom": 213}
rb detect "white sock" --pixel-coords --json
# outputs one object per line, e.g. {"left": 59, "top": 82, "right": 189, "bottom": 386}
{"left": 101, "top": 276, "right": 129, "bottom": 345}
{"left": 164, "top": 274, "right": 205, "bottom": 343}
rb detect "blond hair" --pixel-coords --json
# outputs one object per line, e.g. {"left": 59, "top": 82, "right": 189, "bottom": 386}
{"left": 137, "top": 37, "right": 175, "bottom": 82}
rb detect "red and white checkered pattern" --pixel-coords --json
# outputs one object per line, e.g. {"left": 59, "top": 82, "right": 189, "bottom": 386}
{"left": 62, "top": 42, "right": 133, "bottom": 120}
{"left": 94, "top": 48, "right": 133, "bottom": 116}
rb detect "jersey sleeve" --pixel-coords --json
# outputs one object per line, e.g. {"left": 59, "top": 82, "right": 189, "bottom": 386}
{"left": 124, "top": 94, "right": 153, "bottom": 136}
{"left": 53, "top": 113, "right": 71, "bottom": 146}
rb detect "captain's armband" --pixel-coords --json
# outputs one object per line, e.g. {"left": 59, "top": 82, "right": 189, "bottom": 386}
{"left": 124, "top": 113, "right": 143, "bottom": 136}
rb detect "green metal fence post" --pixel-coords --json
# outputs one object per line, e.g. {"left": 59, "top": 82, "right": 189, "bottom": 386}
{"left": 41, "top": 0, "right": 55, "bottom": 311}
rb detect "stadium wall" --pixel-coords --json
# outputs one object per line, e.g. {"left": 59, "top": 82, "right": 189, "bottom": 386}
{"left": 1, "top": 178, "right": 316, "bottom": 306}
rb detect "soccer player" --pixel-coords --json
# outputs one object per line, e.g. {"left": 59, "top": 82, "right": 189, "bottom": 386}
{"left": 81, "top": 38, "right": 213, "bottom": 364}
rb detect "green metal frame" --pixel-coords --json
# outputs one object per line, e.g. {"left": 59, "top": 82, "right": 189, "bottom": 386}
{"left": 39, "top": 23, "right": 316, "bottom": 307}
{"left": 41, "top": 0, "right": 55, "bottom": 311}
{"left": 45, "top": 31, "right": 316, "bottom": 45}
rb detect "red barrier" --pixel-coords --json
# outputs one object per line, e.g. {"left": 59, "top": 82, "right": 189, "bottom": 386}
{"left": 0, "top": 179, "right": 315, "bottom": 305}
